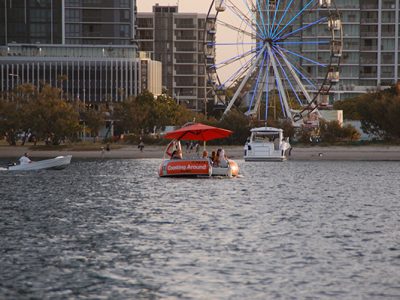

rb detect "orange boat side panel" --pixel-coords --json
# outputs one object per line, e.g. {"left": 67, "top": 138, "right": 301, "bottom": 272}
{"left": 160, "top": 160, "right": 211, "bottom": 177}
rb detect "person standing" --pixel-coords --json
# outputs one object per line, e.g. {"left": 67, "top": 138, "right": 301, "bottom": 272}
{"left": 138, "top": 138, "right": 144, "bottom": 152}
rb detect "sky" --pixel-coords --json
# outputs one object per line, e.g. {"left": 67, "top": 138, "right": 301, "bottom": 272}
{"left": 137, "top": 1, "right": 210, "bottom": 13}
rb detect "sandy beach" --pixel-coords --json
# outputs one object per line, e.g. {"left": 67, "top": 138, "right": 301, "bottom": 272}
{"left": 1, "top": 144, "right": 400, "bottom": 161}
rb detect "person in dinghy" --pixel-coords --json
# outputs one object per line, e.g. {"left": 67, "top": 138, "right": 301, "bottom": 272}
{"left": 19, "top": 153, "right": 32, "bottom": 165}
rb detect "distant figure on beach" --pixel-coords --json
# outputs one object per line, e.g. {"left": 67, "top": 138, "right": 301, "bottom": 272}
{"left": 138, "top": 139, "right": 144, "bottom": 152}
{"left": 101, "top": 146, "right": 105, "bottom": 158}
{"left": 106, "top": 143, "right": 110, "bottom": 151}
{"left": 19, "top": 153, "right": 32, "bottom": 165}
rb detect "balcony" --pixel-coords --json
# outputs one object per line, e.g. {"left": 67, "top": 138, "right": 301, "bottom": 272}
{"left": 360, "top": 73, "right": 377, "bottom": 78}
{"left": 360, "top": 31, "right": 378, "bottom": 37}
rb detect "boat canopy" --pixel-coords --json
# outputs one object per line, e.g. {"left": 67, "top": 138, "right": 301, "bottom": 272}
{"left": 250, "top": 127, "right": 283, "bottom": 133}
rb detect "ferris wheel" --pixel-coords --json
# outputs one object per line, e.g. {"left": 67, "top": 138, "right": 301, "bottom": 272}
{"left": 204, "top": 0, "right": 343, "bottom": 125}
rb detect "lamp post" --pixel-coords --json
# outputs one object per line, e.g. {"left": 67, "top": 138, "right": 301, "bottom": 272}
{"left": 82, "top": 88, "right": 86, "bottom": 142}
{"left": 204, "top": 74, "right": 208, "bottom": 118}
{"left": 9, "top": 74, "right": 20, "bottom": 103}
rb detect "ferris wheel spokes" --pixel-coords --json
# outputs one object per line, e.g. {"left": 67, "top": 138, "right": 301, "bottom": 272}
{"left": 267, "top": 44, "right": 292, "bottom": 120}
{"left": 247, "top": 51, "right": 269, "bottom": 115}
{"left": 206, "top": 0, "right": 342, "bottom": 124}
{"left": 223, "top": 43, "right": 269, "bottom": 115}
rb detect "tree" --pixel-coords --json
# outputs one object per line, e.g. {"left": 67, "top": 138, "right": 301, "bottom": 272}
{"left": 334, "top": 86, "right": 400, "bottom": 141}
{"left": 218, "top": 110, "right": 251, "bottom": 145}
{"left": 333, "top": 97, "right": 362, "bottom": 120}
{"left": 113, "top": 92, "right": 153, "bottom": 134}
{"left": 82, "top": 104, "right": 107, "bottom": 140}
{"left": 22, "top": 85, "right": 80, "bottom": 145}
{"left": 114, "top": 92, "right": 196, "bottom": 135}
{"left": 0, "top": 99, "right": 21, "bottom": 145}
{"left": 319, "top": 120, "right": 360, "bottom": 143}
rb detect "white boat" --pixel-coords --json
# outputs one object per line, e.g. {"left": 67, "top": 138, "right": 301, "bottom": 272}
{"left": 1, "top": 155, "right": 72, "bottom": 171}
{"left": 244, "top": 127, "right": 291, "bottom": 162}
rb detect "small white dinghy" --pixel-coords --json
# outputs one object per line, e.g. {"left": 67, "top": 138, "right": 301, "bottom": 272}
{"left": 1, "top": 155, "right": 72, "bottom": 171}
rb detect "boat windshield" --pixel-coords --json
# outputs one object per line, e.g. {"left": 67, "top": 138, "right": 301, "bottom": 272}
{"left": 252, "top": 133, "right": 280, "bottom": 142}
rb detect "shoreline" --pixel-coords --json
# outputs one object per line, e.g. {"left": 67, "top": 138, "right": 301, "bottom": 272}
{"left": 1, "top": 144, "right": 400, "bottom": 161}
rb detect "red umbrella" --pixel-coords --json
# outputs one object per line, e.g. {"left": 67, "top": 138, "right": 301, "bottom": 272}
{"left": 164, "top": 123, "right": 232, "bottom": 142}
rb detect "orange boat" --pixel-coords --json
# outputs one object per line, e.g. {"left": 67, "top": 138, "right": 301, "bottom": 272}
{"left": 158, "top": 123, "right": 239, "bottom": 178}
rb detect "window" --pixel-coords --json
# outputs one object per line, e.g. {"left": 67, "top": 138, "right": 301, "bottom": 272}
{"left": 65, "top": 9, "right": 81, "bottom": 22}
{"left": 66, "top": 24, "right": 81, "bottom": 37}
{"left": 119, "top": 0, "right": 130, "bottom": 8}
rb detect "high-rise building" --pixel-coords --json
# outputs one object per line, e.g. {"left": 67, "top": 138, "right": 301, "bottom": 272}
{"left": 1, "top": 0, "right": 136, "bottom": 45}
{"left": 334, "top": 0, "right": 399, "bottom": 100}
{"left": 0, "top": 0, "right": 62, "bottom": 45}
{"left": 249, "top": 0, "right": 399, "bottom": 103}
{"left": 137, "top": 5, "right": 215, "bottom": 112}
{"left": 0, "top": 0, "right": 162, "bottom": 101}
{"left": 64, "top": 0, "right": 137, "bottom": 45}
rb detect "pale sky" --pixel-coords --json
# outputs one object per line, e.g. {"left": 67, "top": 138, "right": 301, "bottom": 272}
{"left": 137, "top": 1, "right": 210, "bottom": 13}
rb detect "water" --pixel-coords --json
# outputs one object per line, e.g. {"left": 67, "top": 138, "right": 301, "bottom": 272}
{"left": 0, "top": 159, "right": 400, "bottom": 299}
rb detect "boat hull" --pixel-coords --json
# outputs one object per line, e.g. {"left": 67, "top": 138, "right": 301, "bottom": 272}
{"left": 6, "top": 155, "right": 72, "bottom": 171}
{"left": 211, "top": 159, "right": 239, "bottom": 177}
{"left": 244, "top": 156, "right": 286, "bottom": 162}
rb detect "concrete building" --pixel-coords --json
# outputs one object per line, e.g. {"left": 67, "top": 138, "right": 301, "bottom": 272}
{"left": 0, "top": 45, "right": 161, "bottom": 101}
{"left": 137, "top": 4, "right": 215, "bottom": 112}
{"left": 0, "top": 0, "right": 162, "bottom": 101}
{"left": 297, "top": 0, "right": 400, "bottom": 102}
{"left": 325, "top": 0, "right": 400, "bottom": 100}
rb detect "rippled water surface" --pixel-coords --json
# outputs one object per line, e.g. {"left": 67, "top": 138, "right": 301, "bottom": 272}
{"left": 1, "top": 159, "right": 400, "bottom": 299}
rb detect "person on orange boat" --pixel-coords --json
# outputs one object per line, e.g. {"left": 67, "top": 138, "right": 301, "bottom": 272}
{"left": 215, "top": 148, "right": 228, "bottom": 167}
{"left": 202, "top": 150, "right": 212, "bottom": 163}
{"left": 210, "top": 151, "right": 217, "bottom": 165}
{"left": 166, "top": 140, "right": 182, "bottom": 158}
{"left": 171, "top": 149, "right": 183, "bottom": 159}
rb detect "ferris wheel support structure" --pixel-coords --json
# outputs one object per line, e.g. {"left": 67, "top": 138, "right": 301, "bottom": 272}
{"left": 204, "top": 0, "right": 343, "bottom": 125}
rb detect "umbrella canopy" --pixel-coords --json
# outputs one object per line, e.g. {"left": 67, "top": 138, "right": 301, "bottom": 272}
{"left": 164, "top": 123, "right": 233, "bottom": 142}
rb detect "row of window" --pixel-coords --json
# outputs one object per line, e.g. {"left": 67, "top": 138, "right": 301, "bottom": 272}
{"left": 65, "top": 24, "right": 131, "bottom": 38}
{"left": 0, "top": 60, "right": 141, "bottom": 102}
{"left": 66, "top": 9, "right": 131, "bottom": 22}
{"left": 65, "top": 0, "right": 130, "bottom": 8}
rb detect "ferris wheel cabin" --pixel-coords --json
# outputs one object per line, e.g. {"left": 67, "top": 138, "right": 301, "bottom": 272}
{"left": 319, "top": 0, "right": 332, "bottom": 8}
{"left": 215, "top": 0, "right": 226, "bottom": 12}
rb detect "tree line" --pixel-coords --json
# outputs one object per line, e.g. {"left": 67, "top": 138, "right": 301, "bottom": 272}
{"left": 0, "top": 84, "right": 251, "bottom": 146}
{"left": 334, "top": 85, "right": 400, "bottom": 141}
{"left": 1, "top": 83, "right": 399, "bottom": 146}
